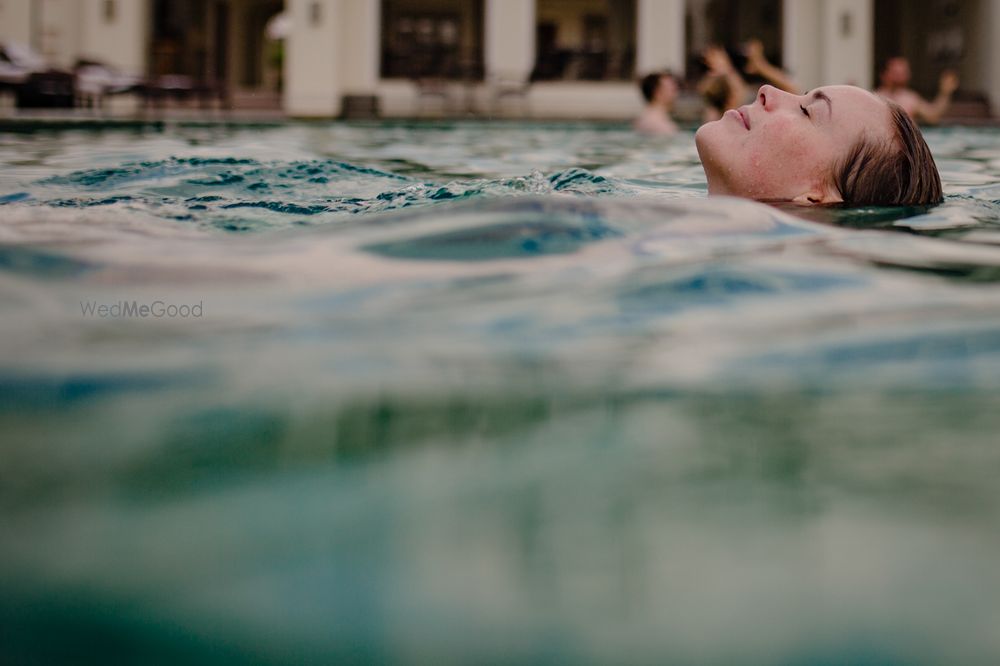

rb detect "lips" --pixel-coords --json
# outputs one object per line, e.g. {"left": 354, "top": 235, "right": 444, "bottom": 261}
{"left": 738, "top": 107, "right": 750, "bottom": 130}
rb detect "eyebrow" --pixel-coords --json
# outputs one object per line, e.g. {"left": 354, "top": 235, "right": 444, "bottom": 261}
{"left": 812, "top": 90, "right": 833, "bottom": 117}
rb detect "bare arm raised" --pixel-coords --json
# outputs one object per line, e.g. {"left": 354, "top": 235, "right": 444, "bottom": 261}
{"left": 914, "top": 70, "right": 959, "bottom": 125}
{"left": 743, "top": 39, "right": 800, "bottom": 95}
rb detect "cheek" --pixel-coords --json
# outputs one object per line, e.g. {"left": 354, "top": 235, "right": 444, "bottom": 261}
{"left": 744, "top": 121, "right": 822, "bottom": 192}
{"left": 748, "top": 119, "right": 813, "bottom": 167}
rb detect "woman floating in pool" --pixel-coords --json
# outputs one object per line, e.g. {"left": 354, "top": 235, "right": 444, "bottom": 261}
{"left": 696, "top": 83, "right": 943, "bottom": 207}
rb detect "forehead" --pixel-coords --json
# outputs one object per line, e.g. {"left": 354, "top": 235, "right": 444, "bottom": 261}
{"left": 821, "top": 85, "right": 886, "bottom": 112}
{"left": 819, "top": 85, "right": 892, "bottom": 138}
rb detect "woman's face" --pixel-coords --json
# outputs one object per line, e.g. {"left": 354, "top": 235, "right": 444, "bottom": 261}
{"left": 695, "top": 84, "right": 893, "bottom": 204}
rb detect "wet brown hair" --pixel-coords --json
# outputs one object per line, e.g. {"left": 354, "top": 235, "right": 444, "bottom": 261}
{"left": 833, "top": 100, "right": 943, "bottom": 206}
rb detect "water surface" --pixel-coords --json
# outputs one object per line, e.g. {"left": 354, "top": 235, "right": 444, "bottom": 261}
{"left": 2, "top": 121, "right": 1000, "bottom": 664}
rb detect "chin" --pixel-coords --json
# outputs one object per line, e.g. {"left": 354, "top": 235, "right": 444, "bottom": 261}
{"left": 694, "top": 119, "right": 715, "bottom": 141}
{"left": 694, "top": 122, "right": 728, "bottom": 193}
{"left": 694, "top": 123, "right": 713, "bottom": 162}
{"left": 694, "top": 119, "right": 727, "bottom": 158}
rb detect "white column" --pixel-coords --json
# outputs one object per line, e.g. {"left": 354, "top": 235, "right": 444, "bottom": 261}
{"left": 485, "top": 0, "right": 534, "bottom": 81}
{"left": 636, "top": 0, "right": 684, "bottom": 75}
{"left": 338, "top": 0, "right": 379, "bottom": 93}
{"left": 79, "top": 0, "right": 149, "bottom": 74}
{"left": 783, "top": 0, "right": 823, "bottom": 92}
{"left": 285, "top": 0, "right": 341, "bottom": 117}
{"left": 0, "top": 0, "right": 33, "bottom": 46}
{"left": 983, "top": 0, "right": 1000, "bottom": 119}
{"left": 821, "top": 0, "right": 873, "bottom": 88}
{"left": 38, "top": 0, "right": 82, "bottom": 68}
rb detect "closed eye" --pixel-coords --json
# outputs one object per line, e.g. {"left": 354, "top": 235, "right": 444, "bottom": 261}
{"left": 800, "top": 104, "right": 811, "bottom": 118}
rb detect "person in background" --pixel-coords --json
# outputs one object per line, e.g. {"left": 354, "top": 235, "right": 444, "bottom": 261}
{"left": 698, "top": 40, "right": 799, "bottom": 123}
{"left": 698, "top": 46, "right": 747, "bottom": 123}
{"left": 743, "top": 39, "right": 799, "bottom": 96}
{"left": 875, "top": 56, "right": 959, "bottom": 125}
{"left": 634, "top": 71, "right": 679, "bottom": 136}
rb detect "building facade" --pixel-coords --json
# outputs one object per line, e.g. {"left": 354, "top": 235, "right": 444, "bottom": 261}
{"left": 1, "top": 0, "right": 999, "bottom": 119}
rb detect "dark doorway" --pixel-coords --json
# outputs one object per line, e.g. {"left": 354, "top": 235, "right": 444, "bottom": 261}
{"left": 874, "top": 0, "right": 967, "bottom": 96}
{"left": 686, "top": 0, "right": 783, "bottom": 80}
{"left": 148, "top": 0, "right": 229, "bottom": 106}
{"left": 381, "top": 0, "right": 485, "bottom": 80}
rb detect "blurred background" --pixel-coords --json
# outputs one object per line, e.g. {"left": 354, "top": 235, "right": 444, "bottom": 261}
{"left": 0, "top": 0, "right": 997, "bottom": 120}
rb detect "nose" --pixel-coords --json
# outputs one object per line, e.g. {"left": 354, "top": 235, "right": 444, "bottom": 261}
{"left": 756, "top": 84, "right": 793, "bottom": 111}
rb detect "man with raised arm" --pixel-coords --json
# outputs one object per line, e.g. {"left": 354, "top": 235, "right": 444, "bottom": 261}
{"left": 876, "top": 56, "right": 959, "bottom": 125}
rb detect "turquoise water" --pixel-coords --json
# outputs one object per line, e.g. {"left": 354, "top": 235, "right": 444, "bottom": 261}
{"left": 2, "top": 121, "right": 1000, "bottom": 664}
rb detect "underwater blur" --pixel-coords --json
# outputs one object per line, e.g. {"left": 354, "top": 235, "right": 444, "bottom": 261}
{"left": 2, "top": 121, "right": 1000, "bottom": 664}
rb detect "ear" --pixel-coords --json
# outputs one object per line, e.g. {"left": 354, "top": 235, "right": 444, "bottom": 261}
{"left": 791, "top": 183, "right": 842, "bottom": 206}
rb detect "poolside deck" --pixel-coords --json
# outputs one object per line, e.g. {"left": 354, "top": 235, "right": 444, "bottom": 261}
{"left": 0, "top": 91, "right": 996, "bottom": 130}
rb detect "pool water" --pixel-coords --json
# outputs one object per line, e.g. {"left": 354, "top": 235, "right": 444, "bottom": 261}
{"left": 2, "top": 121, "right": 1000, "bottom": 663}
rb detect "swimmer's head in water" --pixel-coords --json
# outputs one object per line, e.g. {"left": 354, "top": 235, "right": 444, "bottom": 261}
{"left": 639, "top": 71, "right": 678, "bottom": 105}
{"left": 695, "top": 84, "right": 942, "bottom": 206}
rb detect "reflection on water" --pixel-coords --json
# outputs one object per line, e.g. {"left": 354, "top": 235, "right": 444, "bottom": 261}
{"left": 1, "top": 122, "right": 1000, "bottom": 663}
